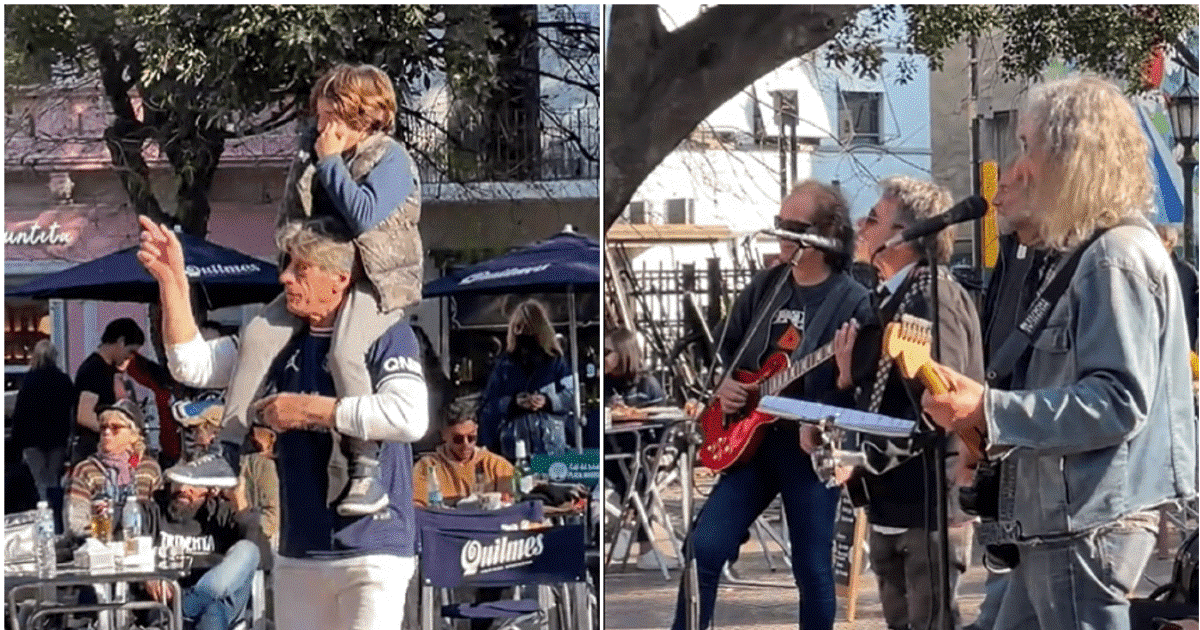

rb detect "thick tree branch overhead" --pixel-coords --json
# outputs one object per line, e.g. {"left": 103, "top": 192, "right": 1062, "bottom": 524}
{"left": 604, "top": 5, "right": 862, "bottom": 229}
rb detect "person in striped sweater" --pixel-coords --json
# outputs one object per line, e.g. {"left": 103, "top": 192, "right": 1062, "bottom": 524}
{"left": 66, "top": 398, "right": 162, "bottom": 539}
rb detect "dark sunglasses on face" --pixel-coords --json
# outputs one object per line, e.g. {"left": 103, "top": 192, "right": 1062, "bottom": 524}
{"left": 774, "top": 216, "right": 813, "bottom": 233}
{"left": 452, "top": 434, "right": 478, "bottom": 445}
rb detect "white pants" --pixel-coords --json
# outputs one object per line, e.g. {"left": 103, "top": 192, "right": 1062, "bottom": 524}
{"left": 274, "top": 553, "right": 416, "bottom": 630}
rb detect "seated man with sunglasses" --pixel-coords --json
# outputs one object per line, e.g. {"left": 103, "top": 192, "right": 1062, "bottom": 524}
{"left": 412, "top": 397, "right": 515, "bottom": 507}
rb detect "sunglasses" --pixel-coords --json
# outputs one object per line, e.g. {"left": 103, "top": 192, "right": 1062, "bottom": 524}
{"left": 774, "top": 216, "right": 812, "bottom": 233}
{"left": 864, "top": 211, "right": 905, "bottom": 232}
{"left": 100, "top": 423, "right": 131, "bottom": 434}
{"left": 451, "top": 434, "right": 478, "bottom": 445}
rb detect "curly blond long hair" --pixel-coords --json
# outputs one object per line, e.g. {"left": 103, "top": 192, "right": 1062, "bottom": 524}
{"left": 1020, "top": 75, "right": 1153, "bottom": 251}
{"left": 309, "top": 63, "right": 397, "bottom": 135}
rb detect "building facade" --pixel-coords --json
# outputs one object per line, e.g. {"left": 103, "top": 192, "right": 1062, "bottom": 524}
{"left": 5, "top": 5, "right": 600, "bottom": 420}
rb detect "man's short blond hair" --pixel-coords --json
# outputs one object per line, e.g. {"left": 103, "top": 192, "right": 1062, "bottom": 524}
{"left": 879, "top": 175, "right": 954, "bottom": 263}
{"left": 275, "top": 217, "right": 359, "bottom": 278}
{"left": 1021, "top": 75, "right": 1153, "bottom": 251}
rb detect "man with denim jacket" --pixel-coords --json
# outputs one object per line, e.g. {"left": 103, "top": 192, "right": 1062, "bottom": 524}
{"left": 923, "top": 76, "right": 1197, "bottom": 630}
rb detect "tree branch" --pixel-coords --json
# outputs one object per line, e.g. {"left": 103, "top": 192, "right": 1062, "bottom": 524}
{"left": 604, "top": 5, "right": 862, "bottom": 229}
{"left": 1172, "top": 37, "right": 1198, "bottom": 76}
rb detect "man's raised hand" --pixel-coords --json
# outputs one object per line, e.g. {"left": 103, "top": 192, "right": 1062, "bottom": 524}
{"left": 137, "top": 216, "right": 186, "bottom": 287}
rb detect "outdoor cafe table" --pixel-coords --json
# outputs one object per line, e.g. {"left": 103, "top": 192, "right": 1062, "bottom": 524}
{"left": 5, "top": 563, "right": 185, "bottom": 630}
{"left": 604, "top": 407, "right": 695, "bottom": 579}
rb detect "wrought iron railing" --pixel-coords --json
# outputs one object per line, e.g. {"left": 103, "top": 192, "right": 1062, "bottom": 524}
{"left": 620, "top": 260, "right": 757, "bottom": 398}
{"left": 402, "top": 104, "right": 598, "bottom": 185}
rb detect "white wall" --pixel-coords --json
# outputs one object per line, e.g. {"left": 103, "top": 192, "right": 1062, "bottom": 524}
{"left": 625, "top": 5, "right": 932, "bottom": 269}
{"left": 811, "top": 46, "right": 933, "bottom": 218}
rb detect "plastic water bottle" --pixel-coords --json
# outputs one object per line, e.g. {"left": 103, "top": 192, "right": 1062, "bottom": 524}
{"left": 426, "top": 463, "right": 444, "bottom": 508}
{"left": 121, "top": 495, "right": 142, "bottom": 541}
{"left": 34, "top": 500, "right": 56, "bottom": 579}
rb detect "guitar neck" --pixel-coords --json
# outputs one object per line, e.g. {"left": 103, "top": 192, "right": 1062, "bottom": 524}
{"left": 762, "top": 340, "right": 836, "bottom": 396}
{"left": 912, "top": 362, "right": 984, "bottom": 459}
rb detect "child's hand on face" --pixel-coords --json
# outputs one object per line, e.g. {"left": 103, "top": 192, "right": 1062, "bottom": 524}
{"left": 315, "top": 119, "right": 356, "bottom": 159}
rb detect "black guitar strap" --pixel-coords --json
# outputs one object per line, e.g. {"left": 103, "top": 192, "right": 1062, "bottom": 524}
{"left": 984, "top": 222, "right": 1134, "bottom": 385}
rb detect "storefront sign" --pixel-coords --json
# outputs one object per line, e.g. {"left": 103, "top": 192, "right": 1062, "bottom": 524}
{"left": 5, "top": 208, "right": 135, "bottom": 263}
{"left": 5, "top": 222, "right": 74, "bottom": 246}
{"left": 530, "top": 449, "right": 600, "bottom": 486}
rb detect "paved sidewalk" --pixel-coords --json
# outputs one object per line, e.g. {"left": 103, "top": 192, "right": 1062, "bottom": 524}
{"left": 602, "top": 469, "right": 1181, "bottom": 630}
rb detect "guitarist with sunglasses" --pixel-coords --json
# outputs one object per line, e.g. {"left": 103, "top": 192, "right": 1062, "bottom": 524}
{"left": 833, "top": 176, "right": 985, "bottom": 630}
{"left": 671, "top": 181, "right": 874, "bottom": 630}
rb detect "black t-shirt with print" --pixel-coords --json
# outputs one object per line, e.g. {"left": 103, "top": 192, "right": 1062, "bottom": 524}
{"left": 71, "top": 352, "right": 118, "bottom": 463}
{"left": 761, "top": 273, "right": 842, "bottom": 367}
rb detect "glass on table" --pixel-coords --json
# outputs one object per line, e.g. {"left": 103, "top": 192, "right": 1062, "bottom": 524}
{"left": 90, "top": 495, "right": 113, "bottom": 543}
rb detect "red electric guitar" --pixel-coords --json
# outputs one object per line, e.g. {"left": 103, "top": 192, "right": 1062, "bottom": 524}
{"left": 699, "top": 338, "right": 838, "bottom": 471}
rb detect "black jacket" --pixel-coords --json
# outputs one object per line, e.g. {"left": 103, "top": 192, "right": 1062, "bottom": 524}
{"left": 718, "top": 265, "right": 874, "bottom": 407}
{"left": 981, "top": 234, "right": 1059, "bottom": 386}
{"left": 851, "top": 265, "right": 984, "bottom": 530}
{"left": 11, "top": 364, "right": 75, "bottom": 452}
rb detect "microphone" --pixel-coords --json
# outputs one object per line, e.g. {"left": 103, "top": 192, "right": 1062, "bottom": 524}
{"left": 762, "top": 228, "right": 844, "bottom": 254}
{"left": 875, "top": 195, "right": 988, "bottom": 253}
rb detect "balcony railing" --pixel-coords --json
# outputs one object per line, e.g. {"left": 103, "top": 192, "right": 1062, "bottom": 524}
{"left": 6, "top": 84, "right": 599, "bottom": 185}
{"left": 402, "top": 104, "right": 598, "bottom": 185}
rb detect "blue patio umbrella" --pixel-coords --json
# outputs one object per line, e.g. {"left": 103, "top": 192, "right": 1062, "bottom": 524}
{"left": 7, "top": 230, "right": 281, "bottom": 309}
{"left": 423, "top": 228, "right": 600, "bottom": 450}
{"left": 423, "top": 230, "right": 599, "bottom": 297}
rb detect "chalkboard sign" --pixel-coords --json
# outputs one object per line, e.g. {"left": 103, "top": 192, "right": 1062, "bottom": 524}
{"left": 831, "top": 490, "right": 866, "bottom": 622}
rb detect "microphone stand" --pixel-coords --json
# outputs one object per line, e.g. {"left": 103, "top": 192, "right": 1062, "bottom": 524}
{"left": 682, "top": 245, "right": 806, "bottom": 630}
{"left": 926, "top": 253, "right": 954, "bottom": 630}
{"left": 872, "top": 240, "right": 955, "bottom": 630}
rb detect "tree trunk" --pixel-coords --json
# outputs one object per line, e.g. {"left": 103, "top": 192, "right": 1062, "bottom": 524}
{"left": 161, "top": 118, "right": 227, "bottom": 238}
{"left": 95, "top": 40, "right": 171, "bottom": 224}
{"left": 603, "top": 5, "right": 862, "bottom": 229}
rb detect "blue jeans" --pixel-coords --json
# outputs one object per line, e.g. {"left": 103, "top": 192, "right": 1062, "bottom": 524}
{"left": 183, "top": 539, "right": 260, "bottom": 630}
{"left": 994, "top": 519, "right": 1155, "bottom": 630}
{"left": 672, "top": 424, "right": 841, "bottom": 630}
{"left": 966, "top": 569, "right": 1009, "bottom": 630}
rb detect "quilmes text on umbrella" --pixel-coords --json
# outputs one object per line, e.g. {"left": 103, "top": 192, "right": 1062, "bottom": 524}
{"left": 184, "top": 263, "right": 262, "bottom": 279}
{"left": 460, "top": 263, "right": 551, "bottom": 286}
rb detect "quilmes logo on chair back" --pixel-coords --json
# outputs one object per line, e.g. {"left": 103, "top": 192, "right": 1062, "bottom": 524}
{"left": 461, "top": 532, "right": 546, "bottom": 576}
{"left": 418, "top": 503, "right": 585, "bottom": 587}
